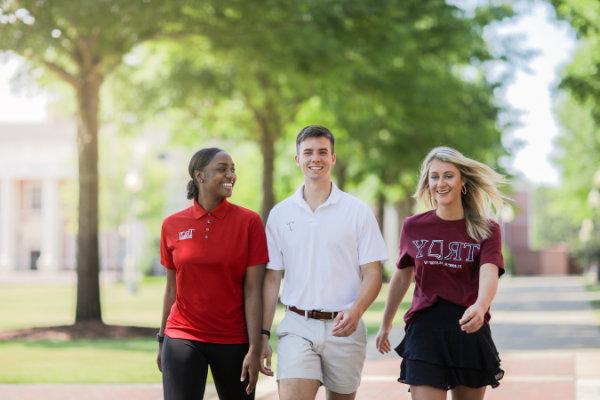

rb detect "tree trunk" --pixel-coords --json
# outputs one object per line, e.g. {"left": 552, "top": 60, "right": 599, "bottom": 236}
{"left": 259, "top": 128, "right": 275, "bottom": 221}
{"left": 335, "top": 161, "right": 347, "bottom": 191}
{"left": 375, "top": 189, "right": 385, "bottom": 232}
{"left": 75, "top": 76, "right": 103, "bottom": 323}
{"left": 395, "top": 196, "right": 414, "bottom": 236}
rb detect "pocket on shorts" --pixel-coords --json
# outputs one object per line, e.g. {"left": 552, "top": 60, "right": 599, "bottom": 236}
{"left": 355, "top": 319, "right": 367, "bottom": 345}
{"left": 276, "top": 313, "right": 291, "bottom": 339}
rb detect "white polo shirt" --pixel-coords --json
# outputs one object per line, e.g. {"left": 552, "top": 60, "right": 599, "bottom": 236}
{"left": 266, "top": 183, "right": 388, "bottom": 311}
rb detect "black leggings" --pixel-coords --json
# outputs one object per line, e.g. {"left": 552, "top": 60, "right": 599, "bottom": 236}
{"left": 161, "top": 336, "right": 254, "bottom": 400}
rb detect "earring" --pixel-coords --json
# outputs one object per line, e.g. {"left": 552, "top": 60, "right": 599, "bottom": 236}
{"left": 200, "top": 179, "right": 205, "bottom": 183}
{"left": 461, "top": 185, "right": 467, "bottom": 195}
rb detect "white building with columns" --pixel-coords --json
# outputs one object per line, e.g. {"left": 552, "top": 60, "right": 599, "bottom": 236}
{"left": 0, "top": 120, "right": 152, "bottom": 279}
{"left": 0, "top": 121, "right": 75, "bottom": 272}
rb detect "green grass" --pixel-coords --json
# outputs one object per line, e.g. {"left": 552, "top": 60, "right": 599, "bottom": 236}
{"left": 586, "top": 282, "right": 600, "bottom": 323}
{"left": 0, "top": 277, "right": 166, "bottom": 383}
{"left": 0, "top": 278, "right": 410, "bottom": 383}
{"left": 0, "top": 339, "right": 160, "bottom": 383}
{"left": 363, "top": 283, "right": 410, "bottom": 335}
{"left": 0, "top": 276, "right": 165, "bottom": 331}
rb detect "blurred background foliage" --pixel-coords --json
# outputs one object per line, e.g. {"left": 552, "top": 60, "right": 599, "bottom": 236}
{"left": 4, "top": 0, "right": 600, "bottom": 317}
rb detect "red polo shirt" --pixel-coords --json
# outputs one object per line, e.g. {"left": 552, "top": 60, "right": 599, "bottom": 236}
{"left": 160, "top": 199, "right": 268, "bottom": 344}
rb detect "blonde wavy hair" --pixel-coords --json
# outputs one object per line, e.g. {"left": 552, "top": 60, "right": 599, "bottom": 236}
{"left": 414, "top": 146, "right": 508, "bottom": 241}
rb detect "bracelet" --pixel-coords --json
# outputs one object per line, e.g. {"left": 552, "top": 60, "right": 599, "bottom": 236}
{"left": 260, "top": 329, "right": 270, "bottom": 338}
{"left": 156, "top": 333, "right": 165, "bottom": 343}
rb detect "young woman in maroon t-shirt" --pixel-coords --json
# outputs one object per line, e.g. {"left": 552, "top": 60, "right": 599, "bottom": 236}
{"left": 157, "top": 148, "right": 268, "bottom": 400}
{"left": 376, "top": 146, "right": 508, "bottom": 400}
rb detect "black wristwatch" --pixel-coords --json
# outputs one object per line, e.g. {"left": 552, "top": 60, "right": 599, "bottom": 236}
{"left": 261, "top": 329, "right": 270, "bottom": 338}
{"left": 157, "top": 333, "right": 165, "bottom": 343}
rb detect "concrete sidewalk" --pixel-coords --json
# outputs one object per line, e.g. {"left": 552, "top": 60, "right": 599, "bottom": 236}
{"left": 2, "top": 276, "right": 600, "bottom": 399}
{"left": 259, "top": 275, "right": 600, "bottom": 400}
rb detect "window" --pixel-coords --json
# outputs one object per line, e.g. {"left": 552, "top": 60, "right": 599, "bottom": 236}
{"left": 30, "top": 183, "right": 41, "bottom": 211}
{"left": 30, "top": 250, "right": 41, "bottom": 270}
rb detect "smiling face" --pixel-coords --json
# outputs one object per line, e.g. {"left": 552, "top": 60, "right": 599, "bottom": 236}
{"left": 195, "top": 151, "right": 236, "bottom": 199}
{"left": 428, "top": 159, "right": 464, "bottom": 208}
{"left": 295, "top": 136, "right": 336, "bottom": 181}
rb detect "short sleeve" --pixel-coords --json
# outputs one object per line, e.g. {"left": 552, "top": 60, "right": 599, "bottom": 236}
{"left": 160, "top": 221, "right": 175, "bottom": 270}
{"left": 357, "top": 204, "right": 389, "bottom": 266}
{"left": 247, "top": 213, "right": 269, "bottom": 267}
{"left": 480, "top": 221, "right": 505, "bottom": 276}
{"left": 396, "top": 219, "right": 414, "bottom": 269}
{"left": 266, "top": 211, "right": 284, "bottom": 270}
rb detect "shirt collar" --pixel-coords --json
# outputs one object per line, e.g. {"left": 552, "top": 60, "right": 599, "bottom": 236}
{"left": 192, "top": 198, "right": 231, "bottom": 219}
{"left": 292, "top": 182, "right": 342, "bottom": 209}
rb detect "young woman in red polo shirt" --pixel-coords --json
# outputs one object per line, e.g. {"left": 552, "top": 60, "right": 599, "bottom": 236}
{"left": 376, "top": 146, "right": 507, "bottom": 400}
{"left": 157, "top": 148, "right": 268, "bottom": 400}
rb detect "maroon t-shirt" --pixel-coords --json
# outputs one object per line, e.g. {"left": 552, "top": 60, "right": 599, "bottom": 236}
{"left": 397, "top": 210, "right": 504, "bottom": 327}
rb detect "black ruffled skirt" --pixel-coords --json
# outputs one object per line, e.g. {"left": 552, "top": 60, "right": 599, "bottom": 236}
{"left": 395, "top": 299, "right": 504, "bottom": 390}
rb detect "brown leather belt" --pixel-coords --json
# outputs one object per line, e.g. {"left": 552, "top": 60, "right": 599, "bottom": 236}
{"left": 288, "top": 306, "right": 339, "bottom": 320}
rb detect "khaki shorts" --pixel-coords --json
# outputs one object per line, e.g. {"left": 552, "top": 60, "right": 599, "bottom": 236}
{"left": 275, "top": 310, "right": 368, "bottom": 394}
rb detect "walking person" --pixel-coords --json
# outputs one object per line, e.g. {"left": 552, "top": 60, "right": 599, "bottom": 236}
{"left": 157, "top": 148, "right": 268, "bottom": 400}
{"left": 260, "top": 125, "right": 389, "bottom": 400}
{"left": 376, "top": 146, "right": 507, "bottom": 400}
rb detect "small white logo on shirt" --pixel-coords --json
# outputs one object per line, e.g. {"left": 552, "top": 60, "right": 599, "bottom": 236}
{"left": 178, "top": 229, "right": 195, "bottom": 240}
{"left": 286, "top": 220, "right": 295, "bottom": 232}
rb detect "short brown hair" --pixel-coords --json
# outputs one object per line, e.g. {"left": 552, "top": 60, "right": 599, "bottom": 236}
{"left": 295, "top": 125, "right": 335, "bottom": 154}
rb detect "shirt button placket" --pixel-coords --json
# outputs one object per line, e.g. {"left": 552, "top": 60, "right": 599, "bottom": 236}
{"left": 205, "top": 213, "right": 212, "bottom": 240}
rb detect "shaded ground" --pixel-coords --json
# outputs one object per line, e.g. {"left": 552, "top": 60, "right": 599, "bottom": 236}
{"left": 0, "top": 322, "right": 156, "bottom": 341}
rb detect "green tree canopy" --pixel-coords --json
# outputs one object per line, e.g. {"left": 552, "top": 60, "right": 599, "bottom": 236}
{"left": 0, "top": 0, "right": 190, "bottom": 322}
{"left": 108, "top": 0, "right": 517, "bottom": 222}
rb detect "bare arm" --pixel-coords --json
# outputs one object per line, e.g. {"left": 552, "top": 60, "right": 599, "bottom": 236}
{"left": 459, "top": 263, "right": 500, "bottom": 333}
{"left": 376, "top": 267, "right": 414, "bottom": 353}
{"left": 331, "top": 261, "right": 383, "bottom": 337}
{"left": 157, "top": 269, "right": 176, "bottom": 372}
{"left": 259, "top": 269, "right": 283, "bottom": 376}
{"left": 381, "top": 267, "right": 414, "bottom": 332}
{"left": 241, "top": 264, "right": 266, "bottom": 394}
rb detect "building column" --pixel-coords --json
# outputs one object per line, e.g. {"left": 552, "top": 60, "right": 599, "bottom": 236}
{"left": 0, "top": 179, "right": 17, "bottom": 271}
{"left": 38, "top": 178, "right": 60, "bottom": 271}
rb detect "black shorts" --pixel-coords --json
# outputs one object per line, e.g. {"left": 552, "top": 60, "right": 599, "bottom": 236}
{"left": 395, "top": 299, "right": 504, "bottom": 390}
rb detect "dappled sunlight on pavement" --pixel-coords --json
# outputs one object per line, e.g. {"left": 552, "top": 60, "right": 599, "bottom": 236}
{"left": 259, "top": 276, "right": 600, "bottom": 400}
{"left": 2, "top": 276, "right": 600, "bottom": 399}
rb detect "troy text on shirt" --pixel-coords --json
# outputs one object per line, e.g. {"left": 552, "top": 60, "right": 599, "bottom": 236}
{"left": 412, "top": 239, "right": 480, "bottom": 262}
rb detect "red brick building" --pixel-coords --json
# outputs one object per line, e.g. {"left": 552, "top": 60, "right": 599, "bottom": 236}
{"left": 504, "top": 185, "right": 571, "bottom": 275}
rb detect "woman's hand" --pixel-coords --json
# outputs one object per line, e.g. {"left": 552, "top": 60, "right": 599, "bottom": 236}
{"left": 459, "top": 302, "right": 486, "bottom": 333}
{"left": 375, "top": 327, "right": 392, "bottom": 354}
{"left": 156, "top": 343, "right": 163, "bottom": 372}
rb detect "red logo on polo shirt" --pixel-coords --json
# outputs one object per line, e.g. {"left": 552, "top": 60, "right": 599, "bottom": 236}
{"left": 178, "top": 229, "right": 195, "bottom": 240}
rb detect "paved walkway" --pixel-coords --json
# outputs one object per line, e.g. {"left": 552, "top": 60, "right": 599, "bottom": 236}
{"left": 2, "top": 276, "right": 600, "bottom": 399}
{"left": 258, "top": 276, "right": 600, "bottom": 400}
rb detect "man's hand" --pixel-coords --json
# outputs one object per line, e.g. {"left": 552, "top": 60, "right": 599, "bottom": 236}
{"left": 259, "top": 335, "right": 274, "bottom": 376}
{"left": 331, "top": 309, "right": 360, "bottom": 337}
{"left": 240, "top": 348, "right": 260, "bottom": 395}
{"left": 459, "top": 303, "right": 486, "bottom": 333}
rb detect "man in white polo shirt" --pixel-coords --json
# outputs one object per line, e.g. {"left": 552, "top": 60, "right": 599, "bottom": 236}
{"left": 260, "top": 125, "right": 388, "bottom": 400}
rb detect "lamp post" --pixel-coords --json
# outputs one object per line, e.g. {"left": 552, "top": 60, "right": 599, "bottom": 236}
{"left": 587, "top": 167, "right": 600, "bottom": 282}
{"left": 499, "top": 204, "right": 515, "bottom": 276}
{"left": 123, "top": 171, "right": 142, "bottom": 293}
